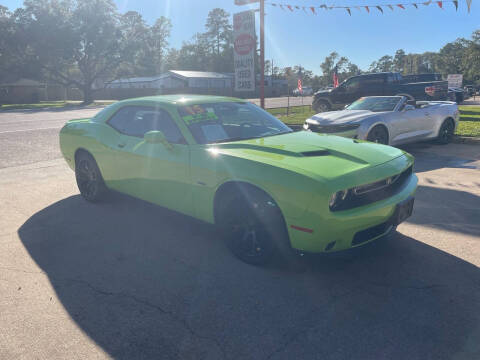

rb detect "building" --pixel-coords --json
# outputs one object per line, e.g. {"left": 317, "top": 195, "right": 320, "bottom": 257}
{"left": 106, "top": 71, "right": 233, "bottom": 91}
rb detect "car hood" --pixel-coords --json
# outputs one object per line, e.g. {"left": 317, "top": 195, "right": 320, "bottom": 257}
{"left": 209, "top": 131, "right": 407, "bottom": 182}
{"left": 307, "top": 110, "right": 384, "bottom": 125}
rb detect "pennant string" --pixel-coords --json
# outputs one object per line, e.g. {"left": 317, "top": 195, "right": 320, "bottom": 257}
{"left": 265, "top": 0, "right": 469, "bottom": 14}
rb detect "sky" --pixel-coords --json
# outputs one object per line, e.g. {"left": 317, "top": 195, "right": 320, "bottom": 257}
{"left": 3, "top": 0, "right": 479, "bottom": 74}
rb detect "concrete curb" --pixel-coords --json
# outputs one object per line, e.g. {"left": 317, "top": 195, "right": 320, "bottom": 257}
{"left": 453, "top": 136, "right": 480, "bottom": 145}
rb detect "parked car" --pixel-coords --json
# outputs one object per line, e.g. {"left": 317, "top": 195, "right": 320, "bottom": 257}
{"left": 464, "top": 85, "right": 477, "bottom": 97}
{"left": 312, "top": 72, "right": 448, "bottom": 113}
{"left": 292, "top": 86, "right": 313, "bottom": 96}
{"left": 60, "top": 95, "right": 417, "bottom": 266}
{"left": 448, "top": 87, "right": 465, "bottom": 104}
{"left": 304, "top": 96, "right": 459, "bottom": 146}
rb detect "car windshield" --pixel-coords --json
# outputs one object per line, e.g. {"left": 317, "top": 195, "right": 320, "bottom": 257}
{"left": 177, "top": 102, "right": 292, "bottom": 144}
{"left": 346, "top": 97, "right": 401, "bottom": 112}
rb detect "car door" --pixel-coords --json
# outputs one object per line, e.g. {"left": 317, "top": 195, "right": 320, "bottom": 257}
{"left": 390, "top": 104, "right": 433, "bottom": 145}
{"left": 106, "top": 105, "right": 193, "bottom": 216}
{"left": 331, "top": 77, "right": 361, "bottom": 107}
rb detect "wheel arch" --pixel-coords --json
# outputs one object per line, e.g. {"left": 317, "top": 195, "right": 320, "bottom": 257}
{"left": 313, "top": 97, "right": 332, "bottom": 111}
{"left": 74, "top": 147, "right": 95, "bottom": 167}
{"left": 366, "top": 123, "right": 390, "bottom": 144}
{"left": 213, "top": 181, "right": 286, "bottom": 227}
{"left": 395, "top": 93, "right": 415, "bottom": 101}
{"left": 437, "top": 116, "right": 456, "bottom": 136}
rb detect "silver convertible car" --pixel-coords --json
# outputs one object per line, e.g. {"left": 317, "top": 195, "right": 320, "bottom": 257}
{"left": 303, "top": 96, "right": 459, "bottom": 145}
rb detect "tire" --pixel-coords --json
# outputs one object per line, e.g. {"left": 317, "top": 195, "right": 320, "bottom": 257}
{"left": 436, "top": 119, "right": 455, "bottom": 145}
{"left": 217, "top": 189, "right": 301, "bottom": 267}
{"left": 395, "top": 93, "right": 414, "bottom": 101}
{"left": 75, "top": 152, "right": 107, "bottom": 202}
{"left": 312, "top": 99, "right": 330, "bottom": 113}
{"left": 367, "top": 125, "right": 389, "bottom": 145}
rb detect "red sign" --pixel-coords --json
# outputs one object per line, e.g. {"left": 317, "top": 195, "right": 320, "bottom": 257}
{"left": 297, "top": 79, "right": 302, "bottom": 92}
{"left": 425, "top": 86, "right": 436, "bottom": 96}
{"left": 234, "top": 34, "right": 255, "bottom": 55}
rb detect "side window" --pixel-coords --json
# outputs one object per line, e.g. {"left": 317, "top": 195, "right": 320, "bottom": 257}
{"left": 108, "top": 106, "right": 136, "bottom": 134}
{"left": 136, "top": 109, "right": 186, "bottom": 144}
{"left": 345, "top": 78, "right": 360, "bottom": 93}
{"left": 108, "top": 106, "right": 186, "bottom": 144}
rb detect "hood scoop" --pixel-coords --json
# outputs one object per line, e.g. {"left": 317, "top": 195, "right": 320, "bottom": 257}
{"left": 300, "top": 150, "right": 330, "bottom": 157}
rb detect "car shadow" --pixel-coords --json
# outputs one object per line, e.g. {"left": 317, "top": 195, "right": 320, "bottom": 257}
{"left": 399, "top": 142, "right": 478, "bottom": 173}
{"left": 18, "top": 190, "right": 480, "bottom": 360}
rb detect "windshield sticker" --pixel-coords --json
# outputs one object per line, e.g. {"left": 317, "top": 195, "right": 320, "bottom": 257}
{"left": 180, "top": 105, "right": 218, "bottom": 124}
{"left": 182, "top": 112, "right": 218, "bottom": 124}
{"left": 200, "top": 124, "right": 228, "bottom": 142}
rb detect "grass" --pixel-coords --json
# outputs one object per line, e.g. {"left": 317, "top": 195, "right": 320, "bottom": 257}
{"left": 267, "top": 105, "right": 315, "bottom": 125}
{"left": 268, "top": 105, "right": 480, "bottom": 138}
{"left": 0, "top": 100, "right": 115, "bottom": 111}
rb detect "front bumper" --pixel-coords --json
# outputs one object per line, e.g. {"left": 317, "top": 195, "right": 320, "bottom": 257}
{"left": 285, "top": 172, "right": 418, "bottom": 253}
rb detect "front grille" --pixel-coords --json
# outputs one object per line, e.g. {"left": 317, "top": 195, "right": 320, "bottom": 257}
{"left": 332, "top": 166, "right": 413, "bottom": 212}
{"left": 307, "top": 124, "right": 359, "bottom": 134}
{"left": 352, "top": 221, "right": 392, "bottom": 246}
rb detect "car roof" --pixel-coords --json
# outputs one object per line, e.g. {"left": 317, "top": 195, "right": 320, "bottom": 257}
{"left": 116, "top": 94, "right": 247, "bottom": 107}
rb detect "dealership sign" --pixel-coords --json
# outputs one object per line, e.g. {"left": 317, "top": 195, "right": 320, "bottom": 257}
{"left": 234, "top": 0, "right": 260, "bottom": 5}
{"left": 233, "top": 10, "right": 256, "bottom": 91}
{"left": 447, "top": 74, "right": 463, "bottom": 88}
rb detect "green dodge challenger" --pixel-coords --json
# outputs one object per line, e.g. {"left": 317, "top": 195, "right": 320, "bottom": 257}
{"left": 60, "top": 95, "right": 417, "bottom": 265}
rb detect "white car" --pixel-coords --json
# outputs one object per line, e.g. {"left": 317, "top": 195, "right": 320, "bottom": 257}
{"left": 293, "top": 86, "right": 314, "bottom": 96}
{"left": 303, "top": 96, "right": 459, "bottom": 145}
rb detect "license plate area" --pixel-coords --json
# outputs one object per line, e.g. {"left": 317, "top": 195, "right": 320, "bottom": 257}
{"left": 393, "top": 196, "right": 414, "bottom": 225}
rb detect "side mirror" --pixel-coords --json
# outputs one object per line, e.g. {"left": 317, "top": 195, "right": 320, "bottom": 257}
{"left": 403, "top": 104, "right": 415, "bottom": 111}
{"left": 144, "top": 130, "right": 172, "bottom": 148}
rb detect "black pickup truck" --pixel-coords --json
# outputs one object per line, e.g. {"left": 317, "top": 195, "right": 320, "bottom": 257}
{"left": 312, "top": 72, "right": 448, "bottom": 112}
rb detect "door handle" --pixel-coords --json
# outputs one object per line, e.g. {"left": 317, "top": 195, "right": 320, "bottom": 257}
{"left": 117, "top": 143, "right": 126, "bottom": 148}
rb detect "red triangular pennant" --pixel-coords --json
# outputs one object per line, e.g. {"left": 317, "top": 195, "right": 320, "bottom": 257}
{"left": 397, "top": 4, "right": 405, "bottom": 9}
{"left": 286, "top": 5, "right": 293, "bottom": 11}
{"left": 436, "top": 1, "right": 443, "bottom": 8}
{"left": 365, "top": 6, "right": 370, "bottom": 12}
{"left": 310, "top": 6, "right": 316, "bottom": 14}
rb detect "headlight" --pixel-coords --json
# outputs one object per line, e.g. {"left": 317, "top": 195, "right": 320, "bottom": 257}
{"left": 329, "top": 189, "right": 349, "bottom": 210}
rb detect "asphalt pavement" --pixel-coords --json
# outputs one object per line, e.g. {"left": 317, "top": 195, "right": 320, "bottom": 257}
{"left": 0, "top": 108, "right": 479, "bottom": 360}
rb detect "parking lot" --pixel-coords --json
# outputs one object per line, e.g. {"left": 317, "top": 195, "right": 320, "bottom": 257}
{"left": 0, "top": 108, "right": 479, "bottom": 359}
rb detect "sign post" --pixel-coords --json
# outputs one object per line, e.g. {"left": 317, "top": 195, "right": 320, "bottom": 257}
{"left": 233, "top": 10, "right": 256, "bottom": 93}
{"left": 234, "top": 0, "right": 264, "bottom": 109}
{"left": 260, "top": 0, "right": 265, "bottom": 109}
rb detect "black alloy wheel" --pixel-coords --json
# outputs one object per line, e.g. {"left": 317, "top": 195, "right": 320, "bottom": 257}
{"left": 313, "top": 100, "right": 330, "bottom": 113}
{"left": 75, "top": 153, "right": 106, "bottom": 202}
{"left": 223, "top": 202, "right": 275, "bottom": 265}
{"left": 367, "top": 126, "right": 389, "bottom": 145}
{"left": 437, "top": 119, "right": 454, "bottom": 145}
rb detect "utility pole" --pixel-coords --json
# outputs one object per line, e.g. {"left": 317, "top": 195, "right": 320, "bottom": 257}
{"left": 260, "top": 0, "right": 265, "bottom": 108}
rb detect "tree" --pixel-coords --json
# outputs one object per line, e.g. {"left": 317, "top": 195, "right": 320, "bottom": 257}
{"left": 393, "top": 49, "right": 406, "bottom": 73}
{"left": 205, "top": 8, "right": 232, "bottom": 56}
{"left": 319, "top": 52, "right": 358, "bottom": 87}
{"left": 12, "top": 0, "right": 125, "bottom": 103}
